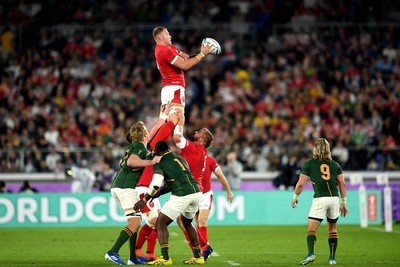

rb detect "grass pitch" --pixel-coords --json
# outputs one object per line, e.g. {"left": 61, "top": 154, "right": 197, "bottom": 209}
{"left": 0, "top": 225, "right": 399, "bottom": 266}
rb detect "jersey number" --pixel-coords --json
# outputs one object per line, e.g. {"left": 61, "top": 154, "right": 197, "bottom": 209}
{"left": 174, "top": 159, "right": 186, "bottom": 171}
{"left": 320, "top": 164, "right": 331, "bottom": 180}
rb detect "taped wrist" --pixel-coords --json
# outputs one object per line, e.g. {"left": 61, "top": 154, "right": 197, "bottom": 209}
{"left": 174, "top": 125, "right": 183, "bottom": 136}
{"left": 173, "top": 126, "right": 186, "bottom": 148}
{"left": 168, "top": 108, "right": 177, "bottom": 117}
{"left": 159, "top": 112, "right": 168, "bottom": 120}
{"left": 148, "top": 174, "right": 164, "bottom": 196}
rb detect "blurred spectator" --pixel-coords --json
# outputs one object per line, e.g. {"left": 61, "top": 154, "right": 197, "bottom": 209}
{"left": 96, "top": 161, "right": 115, "bottom": 191}
{"left": 0, "top": 0, "right": 399, "bottom": 174}
{"left": 0, "top": 26, "right": 15, "bottom": 60}
{"left": 45, "top": 146, "right": 61, "bottom": 171}
{"left": 380, "top": 134, "right": 398, "bottom": 170}
{"left": 254, "top": 150, "right": 270, "bottom": 172}
{"left": 1, "top": 150, "right": 20, "bottom": 172}
{"left": 331, "top": 140, "right": 350, "bottom": 169}
{"left": 24, "top": 156, "right": 37, "bottom": 173}
{"left": 65, "top": 166, "right": 96, "bottom": 193}
{"left": 370, "top": 109, "right": 383, "bottom": 135}
{"left": 224, "top": 151, "right": 243, "bottom": 190}
{"left": 19, "top": 180, "right": 38, "bottom": 193}
{"left": 349, "top": 124, "right": 369, "bottom": 169}
{"left": 382, "top": 43, "right": 397, "bottom": 62}
{"left": 367, "top": 158, "right": 379, "bottom": 170}
{"left": 0, "top": 180, "right": 12, "bottom": 193}
{"left": 273, "top": 154, "right": 300, "bottom": 190}
{"left": 44, "top": 122, "right": 60, "bottom": 146}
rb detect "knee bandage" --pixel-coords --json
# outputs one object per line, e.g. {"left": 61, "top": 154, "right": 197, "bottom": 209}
{"left": 145, "top": 208, "right": 159, "bottom": 228}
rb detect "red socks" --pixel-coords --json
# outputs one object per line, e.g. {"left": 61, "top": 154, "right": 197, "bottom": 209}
{"left": 183, "top": 230, "right": 194, "bottom": 253}
{"left": 150, "top": 121, "right": 175, "bottom": 150}
{"left": 146, "top": 229, "right": 158, "bottom": 254}
{"left": 197, "top": 226, "right": 208, "bottom": 248}
{"left": 136, "top": 224, "right": 153, "bottom": 250}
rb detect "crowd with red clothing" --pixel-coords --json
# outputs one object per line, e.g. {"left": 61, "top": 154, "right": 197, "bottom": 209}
{"left": 1, "top": 1, "right": 400, "bottom": 175}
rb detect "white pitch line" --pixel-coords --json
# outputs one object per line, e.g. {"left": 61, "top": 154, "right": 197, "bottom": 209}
{"left": 226, "top": 260, "right": 241, "bottom": 265}
{"left": 169, "top": 231, "right": 179, "bottom": 236}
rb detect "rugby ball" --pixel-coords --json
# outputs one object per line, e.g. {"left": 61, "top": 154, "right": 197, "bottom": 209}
{"left": 202, "top": 37, "right": 221, "bottom": 55}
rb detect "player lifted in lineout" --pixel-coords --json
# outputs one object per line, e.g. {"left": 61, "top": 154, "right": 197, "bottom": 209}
{"left": 148, "top": 26, "right": 216, "bottom": 146}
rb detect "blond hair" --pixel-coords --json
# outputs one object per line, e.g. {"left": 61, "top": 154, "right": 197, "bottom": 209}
{"left": 128, "top": 121, "right": 148, "bottom": 143}
{"left": 313, "top": 138, "right": 332, "bottom": 161}
{"left": 153, "top": 26, "right": 166, "bottom": 41}
{"left": 202, "top": 128, "right": 214, "bottom": 148}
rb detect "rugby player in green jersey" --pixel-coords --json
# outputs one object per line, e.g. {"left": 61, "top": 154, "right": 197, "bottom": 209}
{"left": 105, "top": 104, "right": 181, "bottom": 265}
{"left": 291, "top": 138, "right": 348, "bottom": 265}
{"left": 134, "top": 140, "right": 204, "bottom": 265}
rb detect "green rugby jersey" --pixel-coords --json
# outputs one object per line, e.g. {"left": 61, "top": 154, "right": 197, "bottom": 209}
{"left": 154, "top": 151, "right": 201, "bottom": 196}
{"left": 111, "top": 142, "right": 148, "bottom": 189}
{"left": 301, "top": 158, "right": 343, "bottom": 198}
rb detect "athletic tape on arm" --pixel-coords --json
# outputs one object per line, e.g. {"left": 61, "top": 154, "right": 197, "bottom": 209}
{"left": 148, "top": 174, "right": 164, "bottom": 196}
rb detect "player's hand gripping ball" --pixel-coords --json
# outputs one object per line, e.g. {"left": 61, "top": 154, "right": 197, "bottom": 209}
{"left": 202, "top": 37, "right": 221, "bottom": 55}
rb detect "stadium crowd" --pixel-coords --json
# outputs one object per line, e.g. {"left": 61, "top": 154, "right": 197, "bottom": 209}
{"left": 0, "top": 0, "right": 400, "bottom": 180}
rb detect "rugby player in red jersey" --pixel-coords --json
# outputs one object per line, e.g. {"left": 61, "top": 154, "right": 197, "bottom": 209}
{"left": 172, "top": 121, "right": 216, "bottom": 260}
{"left": 153, "top": 26, "right": 214, "bottom": 109}
{"left": 195, "top": 155, "right": 234, "bottom": 260}
{"left": 149, "top": 26, "right": 215, "bottom": 148}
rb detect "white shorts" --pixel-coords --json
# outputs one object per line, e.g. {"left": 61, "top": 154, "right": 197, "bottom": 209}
{"left": 111, "top": 187, "right": 141, "bottom": 217}
{"left": 198, "top": 190, "right": 213, "bottom": 210}
{"left": 136, "top": 186, "right": 162, "bottom": 212}
{"left": 308, "top": 196, "right": 340, "bottom": 220}
{"left": 161, "top": 85, "right": 185, "bottom": 106}
{"left": 161, "top": 192, "right": 202, "bottom": 220}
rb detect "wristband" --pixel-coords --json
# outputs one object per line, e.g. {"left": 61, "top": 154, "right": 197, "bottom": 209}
{"left": 200, "top": 52, "right": 205, "bottom": 58}
{"left": 159, "top": 112, "right": 168, "bottom": 120}
{"left": 174, "top": 125, "right": 183, "bottom": 136}
{"left": 147, "top": 188, "right": 157, "bottom": 197}
{"left": 341, "top": 197, "right": 346, "bottom": 204}
{"left": 293, "top": 194, "right": 299, "bottom": 200}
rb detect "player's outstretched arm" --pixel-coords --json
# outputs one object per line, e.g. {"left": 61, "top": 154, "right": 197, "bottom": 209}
{"left": 173, "top": 43, "right": 214, "bottom": 70}
{"left": 214, "top": 167, "right": 234, "bottom": 202}
{"left": 172, "top": 115, "right": 186, "bottom": 149}
{"left": 179, "top": 51, "right": 189, "bottom": 59}
{"left": 127, "top": 154, "right": 162, "bottom": 168}
{"left": 291, "top": 174, "right": 308, "bottom": 208}
{"left": 337, "top": 173, "right": 348, "bottom": 217}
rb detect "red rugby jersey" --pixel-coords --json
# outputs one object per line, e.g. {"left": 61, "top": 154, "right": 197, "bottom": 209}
{"left": 202, "top": 155, "right": 218, "bottom": 193}
{"left": 179, "top": 140, "right": 207, "bottom": 191}
{"left": 137, "top": 165, "right": 154, "bottom": 187}
{"left": 155, "top": 44, "right": 185, "bottom": 87}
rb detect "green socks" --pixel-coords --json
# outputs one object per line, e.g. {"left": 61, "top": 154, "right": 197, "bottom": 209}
{"left": 328, "top": 232, "right": 338, "bottom": 258}
{"left": 109, "top": 227, "right": 133, "bottom": 254}
{"left": 307, "top": 230, "right": 316, "bottom": 255}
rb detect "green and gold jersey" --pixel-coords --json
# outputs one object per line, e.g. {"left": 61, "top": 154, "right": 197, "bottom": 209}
{"left": 301, "top": 158, "right": 343, "bottom": 198}
{"left": 153, "top": 151, "right": 200, "bottom": 196}
{"left": 111, "top": 142, "right": 148, "bottom": 189}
